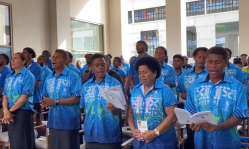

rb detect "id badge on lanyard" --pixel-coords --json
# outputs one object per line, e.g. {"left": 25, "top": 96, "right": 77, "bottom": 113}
{"left": 26, "top": 61, "right": 33, "bottom": 70}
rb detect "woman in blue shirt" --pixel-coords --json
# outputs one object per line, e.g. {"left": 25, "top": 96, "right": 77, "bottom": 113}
{"left": 127, "top": 56, "right": 178, "bottom": 149}
{"left": 2, "top": 52, "right": 36, "bottom": 149}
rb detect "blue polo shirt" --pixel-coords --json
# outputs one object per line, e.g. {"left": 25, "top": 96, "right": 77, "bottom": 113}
{"left": 80, "top": 73, "right": 123, "bottom": 143}
{"left": 246, "top": 83, "right": 249, "bottom": 99}
{"left": 121, "top": 62, "right": 130, "bottom": 76}
{"left": 157, "top": 62, "right": 176, "bottom": 87}
{"left": 37, "top": 66, "right": 52, "bottom": 102}
{"left": 171, "top": 68, "right": 186, "bottom": 101}
{"left": 129, "top": 53, "right": 149, "bottom": 86}
{"left": 68, "top": 64, "right": 81, "bottom": 78}
{"left": 47, "top": 58, "right": 53, "bottom": 71}
{"left": 185, "top": 74, "right": 248, "bottom": 149}
{"left": 43, "top": 67, "right": 81, "bottom": 130}
{"left": 3, "top": 67, "right": 35, "bottom": 111}
{"left": 177, "top": 66, "right": 208, "bottom": 93}
{"left": 26, "top": 60, "right": 42, "bottom": 103}
{"left": 110, "top": 64, "right": 114, "bottom": 70}
{"left": 242, "top": 71, "right": 249, "bottom": 86}
{"left": 0, "top": 66, "right": 12, "bottom": 90}
{"left": 112, "top": 67, "right": 126, "bottom": 77}
{"left": 129, "top": 80, "right": 178, "bottom": 148}
{"left": 224, "top": 62, "right": 246, "bottom": 85}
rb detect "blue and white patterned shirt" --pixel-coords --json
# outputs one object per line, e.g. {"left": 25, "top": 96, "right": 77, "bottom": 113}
{"left": 80, "top": 73, "right": 123, "bottom": 143}
{"left": 177, "top": 66, "right": 208, "bottom": 93}
{"left": 224, "top": 62, "right": 246, "bottom": 84}
{"left": 157, "top": 62, "right": 176, "bottom": 87}
{"left": 3, "top": 67, "right": 35, "bottom": 111}
{"left": 185, "top": 74, "right": 248, "bottom": 149}
{"left": 43, "top": 67, "right": 81, "bottom": 130}
{"left": 112, "top": 67, "right": 126, "bottom": 77}
{"left": 121, "top": 62, "right": 130, "bottom": 76}
{"left": 68, "top": 64, "right": 81, "bottom": 78}
{"left": 26, "top": 60, "right": 42, "bottom": 103}
{"left": 172, "top": 68, "right": 186, "bottom": 101}
{"left": 37, "top": 66, "right": 52, "bottom": 102}
{"left": 129, "top": 80, "right": 178, "bottom": 149}
{"left": 246, "top": 83, "right": 249, "bottom": 99}
{"left": 242, "top": 71, "right": 249, "bottom": 86}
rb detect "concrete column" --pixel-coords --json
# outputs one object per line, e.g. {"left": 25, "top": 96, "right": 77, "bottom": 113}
{"left": 239, "top": 0, "right": 249, "bottom": 55}
{"left": 195, "top": 15, "right": 216, "bottom": 49}
{"left": 225, "top": 34, "right": 239, "bottom": 56}
{"left": 108, "top": 0, "right": 122, "bottom": 57}
{"left": 49, "top": 0, "right": 71, "bottom": 54}
{"left": 166, "top": 0, "right": 186, "bottom": 60}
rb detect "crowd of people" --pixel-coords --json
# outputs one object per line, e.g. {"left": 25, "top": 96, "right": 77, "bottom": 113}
{"left": 0, "top": 40, "right": 249, "bottom": 149}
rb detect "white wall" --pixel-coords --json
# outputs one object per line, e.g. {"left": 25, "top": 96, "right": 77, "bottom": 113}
{"left": 1, "top": 0, "right": 50, "bottom": 56}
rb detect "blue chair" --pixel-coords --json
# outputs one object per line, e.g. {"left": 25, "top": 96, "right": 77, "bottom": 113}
{"left": 240, "top": 136, "right": 249, "bottom": 147}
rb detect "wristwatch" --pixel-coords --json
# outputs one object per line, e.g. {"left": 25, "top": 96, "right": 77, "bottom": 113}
{"left": 154, "top": 129, "right": 160, "bottom": 136}
{"left": 56, "top": 100, "right": 60, "bottom": 105}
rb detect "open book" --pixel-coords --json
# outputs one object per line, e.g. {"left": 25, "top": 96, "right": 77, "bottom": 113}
{"left": 174, "top": 108, "right": 217, "bottom": 125}
{"left": 97, "top": 85, "right": 126, "bottom": 110}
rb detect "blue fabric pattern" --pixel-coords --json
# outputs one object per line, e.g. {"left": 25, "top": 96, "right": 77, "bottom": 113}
{"left": 67, "top": 64, "right": 81, "bottom": 78}
{"left": 129, "top": 53, "right": 149, "bottom": 86}
{"left": 224, "top": 62, "right": 246, "bottom": 85}
{"left": 177, "top": 66, "right": 208, "bottom": 93}
{"left": 80, "top": 73, "right": 123, "bottom": 143}
{"left": 157, "top": 62, "right": 176, "bottom": 87}
{"left": 47, "top": 58, "right": 54, "bottom": 71}
{"left": 37, "top": 66, "right": 52, "bottom": 102}
{"left": 0, "top": 66, "right": 12, "bottom": 90}
{"left": 185, "top": 74, "right": 248, "bottom": 149}
{"left": 26, "top": 60, "right": 42, "bottom": 103}
{"left": 43, "top": 67, "right": 81, "bottom": 130}
{"left": 112, "top": 67, "right": 126, "bottom": 77}
{"left": 171, "top": 68, "right": 186, "bottom": 101}
{"left": 121, "top": 62, "right": 130, "bottom": 76}
{"left": 246, "top": 83, "right": 249, "bottom": 99}
{"left": 129, "top": 80, "right": 178, "bottom": 149}
{"left": 3, "top": 67, "right": 35, "bottom": 111}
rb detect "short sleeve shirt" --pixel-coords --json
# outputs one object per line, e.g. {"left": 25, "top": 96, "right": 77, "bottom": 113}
{"left": 177, "top": 66, "right": 208, "bottom": 93}
{"left": 185, "top": 74, "right": 248, "bottom": 149}
{"left": 26, "top": 60, "right": 42, "bottom": 103}
{"left": 112, "top": 67, "right": 126, "bottom": 77}
{"left": 171, "top": 68, "right": 185, "bottom": 101}
{"left": 37, "top": 66, "right": 52, "bottom": 102}
{"left": 0, "top": 66, "right": 12, "bottom": 90}
{"left": 80, "top": 73, "right": 123, "bottom": 143}
{"left": 129, "top": 53, "right": 149, "bottom": 86}
{"left": 3, "top": 67, "right": 35, "bottom": 111}
{"left": 68, "top": 64, "right": 81, "bottom": 78}
{"left": 246, "top": 83, "right": 249, "bottom": 99}
{"left": 121, "top": 62, "right": 130, "bottom": 76}
{"left": 129, "top": 80, "right": 178, "bottom": 149}
{"left": 157, "top": 62, "right": 176, "bottom": 87}
{"left": 43, "top": 67, "right": 81, "bottom": 130}
{"left": 224, "top": 62, "right": 246, "bottom": 84}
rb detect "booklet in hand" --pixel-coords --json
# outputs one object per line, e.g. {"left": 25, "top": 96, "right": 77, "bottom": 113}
{"left": 174, "top": 108, "right": 217, "bottom": 125}
{"left": 97, "top": 85, "right": 126, "bottom": 110}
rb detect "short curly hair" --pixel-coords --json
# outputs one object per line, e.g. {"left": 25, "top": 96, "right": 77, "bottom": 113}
{"left": 192, "top": 47, "right": 208, "bottom": 57}
{"left": 135, "top": 56, "right": 161, "bottom": 78}
{"left": 23, "top": 47, "right": 36, "bottom": 58}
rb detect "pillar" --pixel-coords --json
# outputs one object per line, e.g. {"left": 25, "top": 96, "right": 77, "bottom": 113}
{"left": 239, "top": 0, "right": 249, "bottom": 55}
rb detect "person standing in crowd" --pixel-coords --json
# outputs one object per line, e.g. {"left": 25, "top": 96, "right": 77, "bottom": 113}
{"left": 130, "top": 56, "right": 136, "bottom": 64}
{"left": 129, "top": 40, "right": 149, "bottom": 90}
{"left": 242, "top": 56, "right": 249, "bottom": 73}
{"left": 154, "top": 46, "right": 175, "bottom": 88}
{"left": 241, "top": 54, "right": 248, "bottom": 67}
{"left": 80, "top": 54, "right": 92, "bottom": 80}
{"left": 104, "top": 55, "right": 123, "bottom": 86}
{"left": 36, "top": 55, "right": 52, "bottom": 135}
{"left": 81, "top": 54, "right": 123, "bottom": 149}
{"left": 107, "top": 54, "right": 114, "bottom": 69}
{"left": 41, "top": 49, "right": 81, "bottom": 149}
{"left": 22, "top": 47, "right": 42, "bottom": 124}
{"left": 177, "top": 47, "right": 208, "bottom": 149}
{"left": 76, "top": 60, "right": 83, "bottom": 71}
{"left": 0, "top": 54, "right": 12, "bottom": 108}
{"left": 172, "top": 54, "right": 185, "bottom": 108}
{"left": 2, "top": 52, "right": 36, "bottom": 149}
{"left": 120, "top": 55, "right": 130, "bottom": 77}
{"left": 247, "top": 83, "right": 249, "bottom": 107}
{"left": 82, "top": 70, "right": 92, "bottom": 85}
{"left": 182, "top": 56, "right": 192, "bottom": 70}
{"left": 42, "top": 50, "right": 53, "bottom": 71}
{"left": 127, "top": 56, "right": 178, "bottom": 149}
{"left": 186, "top": 46, "right": 248, "bottom": 149}
{"left": 125, "top": 56, "right": 137, "bottom": 100}
{"left": 224, "top": 48, "right": 245, "bottom": 84}
{"left": 233, "top": 58, "right": 249, "bottom": 86}
{"left": 112, "top": 57, "right": 126, "bottom": 83}
{"left": 66, "top": 51, "right": 81, "bottom": 77}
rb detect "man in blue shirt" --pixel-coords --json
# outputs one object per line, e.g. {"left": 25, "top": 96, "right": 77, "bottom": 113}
{"left": 42, "top": 50, "right": 53, "bottom": 71}
{"left": 120, "top": 56, "right": 130, "bottom": 76}
{"left": 224, "top": 48, "right": 246, "bottom": 84}
{"left": 0, "top": 54, "right": 12, "bottom": 108}
{"left": 129, "top": 40, "right": 149, "bottom": 89}
{"left": 233, "top": 58, "right": 249, "bottom": 86}
{"left": 112, "top": 57, "right": 126, "bottom": 77}
{"left": 81, "top": 54, "right": 123, "bottom": 149}
{"left": 41, "top": 49, "right": 81, "bottom": 149}
{"left": 172, "top": 54, "right": 185, "bottom": 106}
{"left": 247, "top": 83, "right": 249, "bottom": 106}
{"left": 66, "top": 51, "right": 81, "bottom": 78}
{"left": 154, "top": 46, "right": 175, "bottom": 88}
{"left": 22, "top": 48, "right": 42, "bottom": 120}
{"left": 186, "top": 46, "right": 248, "bottom": 149}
